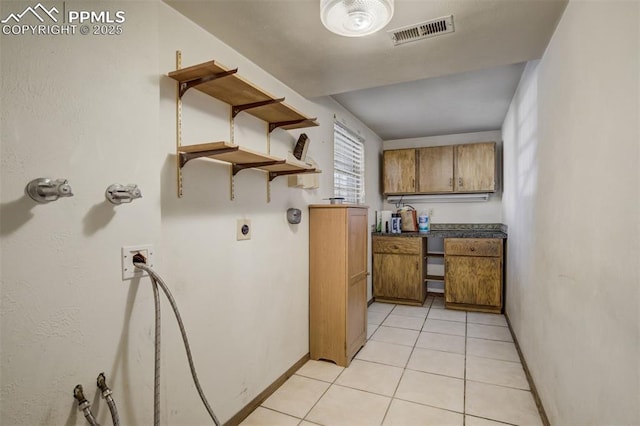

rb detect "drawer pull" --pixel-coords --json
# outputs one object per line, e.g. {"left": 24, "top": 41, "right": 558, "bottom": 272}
{"left": 393, "top": 245, "right": 398, "bottom": 250}
{"left": 470, "top": 247, "right": 475, "bottom": 252}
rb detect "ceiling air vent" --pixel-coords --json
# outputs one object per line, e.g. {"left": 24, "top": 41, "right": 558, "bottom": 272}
{"left": 389, "top": 15, "right": 454, "bottom": 46}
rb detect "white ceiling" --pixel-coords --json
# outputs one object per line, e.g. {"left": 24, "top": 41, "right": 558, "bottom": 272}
{"left": 164, "top": 0, "right": 568, "bottom": 140}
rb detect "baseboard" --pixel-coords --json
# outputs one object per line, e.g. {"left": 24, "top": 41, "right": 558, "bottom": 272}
{"left": 368, "top": 298, "right": 375, "bottom": 307}
{"left": 504, "top": 313, "right": 550, "bottom": 426}
{"left": 224, "top": 353, "right": 310, "bottom": 426}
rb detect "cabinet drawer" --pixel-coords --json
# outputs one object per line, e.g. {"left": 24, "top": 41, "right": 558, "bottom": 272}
{"left": 373, "top": 237, "right": 421, "bottom": 254}
{"left": 444, "top": 238, "right": 502, "bottom": 257}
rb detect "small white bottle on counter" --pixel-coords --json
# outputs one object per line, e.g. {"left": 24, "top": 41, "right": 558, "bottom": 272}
{"left": 418, "top": 211, "right": 430, "bottom": 233}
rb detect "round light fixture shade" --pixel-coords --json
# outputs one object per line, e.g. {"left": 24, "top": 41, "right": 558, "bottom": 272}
{"left": 320, "top": 0, "right": 394, "bottom": 37}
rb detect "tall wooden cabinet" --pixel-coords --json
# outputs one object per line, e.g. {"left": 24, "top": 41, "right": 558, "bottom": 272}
{"left": 309, "top": 205, "right": 368, "bottom": 367}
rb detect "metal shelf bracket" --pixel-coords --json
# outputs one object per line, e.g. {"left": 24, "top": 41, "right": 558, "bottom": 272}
{"left": 232, "top": 97, "right": 285, "bottom": 118}
{"left": 178, "top": 68, "right": 238, "bottom": 98}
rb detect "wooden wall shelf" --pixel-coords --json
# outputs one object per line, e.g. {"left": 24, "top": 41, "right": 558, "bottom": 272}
{"left": 178, "top": 141, "right": 319, "bottom": 181}
{"left": 169, "top": 52, "right": 321, "bottom": 200}
{"left": 168, "top": 60, "right": 319, "bottom": 132}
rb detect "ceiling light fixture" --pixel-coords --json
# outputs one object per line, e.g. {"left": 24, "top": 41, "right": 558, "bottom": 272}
{"left": 320, "top": 0, "right": 394, "bottom": 37}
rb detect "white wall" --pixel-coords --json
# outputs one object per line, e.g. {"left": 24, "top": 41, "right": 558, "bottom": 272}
{"left": 0, "top": 2, "right": 382, "bottom": 424}
{"left": 383, "top": 130, "right": 503, "bottom": 223}
{"left": 502, "top": 2, "right": 639, "bottom": 424}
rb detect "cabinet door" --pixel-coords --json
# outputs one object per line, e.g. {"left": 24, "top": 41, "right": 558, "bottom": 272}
{"left": 346, "top": 208, "right": 367, "bottom": 363}
{"left": 373, "top": 254, "right": 422, "bottom": 301}
{"left": 445, "top": 256, "right": 501, "bottom": 306}
{"left": 383, "top": 149, "right": 416, "bottom": 194}
{"left": 454, "top": 142, "right": 496, "bottom": 192}
{"left": 417, "top": 145, "right": 454, "bottom": 193}
{"left": 346, "top": 276, "right": 367, "bottom": 361}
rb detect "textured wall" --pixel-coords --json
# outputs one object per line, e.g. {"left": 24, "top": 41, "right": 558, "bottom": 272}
{"left": 502, "top": 2, "right": 639, "bottom": 424}
{"left": 0, "top": 1, "right": 382, "bottom": 424}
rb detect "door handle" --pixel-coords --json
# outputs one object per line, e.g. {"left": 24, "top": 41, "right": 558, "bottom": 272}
{"left": 458, "top": 177, "right": 463, "bottom": 187}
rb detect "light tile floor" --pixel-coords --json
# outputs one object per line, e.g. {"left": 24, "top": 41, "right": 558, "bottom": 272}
{"left": 241, "top": 296, "right": 543, "bottom": 426}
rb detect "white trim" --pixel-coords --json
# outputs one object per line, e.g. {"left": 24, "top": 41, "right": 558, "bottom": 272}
{"left": 386, "top": 193, "right": 490, "bottom": 203}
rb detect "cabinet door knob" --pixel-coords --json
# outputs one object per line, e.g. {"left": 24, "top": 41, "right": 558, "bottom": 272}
{"left": 458, "top": 177, "right": 463, "bottom": 187}
{"left": 470, "top": 247, "right": 475, "bottom": 252}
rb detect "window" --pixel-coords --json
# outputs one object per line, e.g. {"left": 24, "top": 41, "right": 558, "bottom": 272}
{"left": 333, "top": 121, "right": 365, "bottom": 204}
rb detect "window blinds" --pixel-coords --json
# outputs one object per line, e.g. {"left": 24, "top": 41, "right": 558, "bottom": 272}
{"left": 333, "top": 122, "right": 365, "bottom": 204}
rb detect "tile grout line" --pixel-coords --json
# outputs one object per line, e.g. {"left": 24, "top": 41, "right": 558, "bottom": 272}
{"left": 253, "top": 406, "right": 303, "bottom": 423}
{"left": 463, "top": 311, "right": 468, "bottom": 426}
{"left": 298, "top": 361, "right": 345, "bottom": 424}
{"left": 380, "top": 298, "right": 433, "bottom": 425}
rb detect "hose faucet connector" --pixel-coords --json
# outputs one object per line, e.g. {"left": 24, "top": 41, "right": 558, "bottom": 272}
{"left": 105, "top": 184, "right": 142, "bottom": 205}
{"left": 26, "top": 178, "right": 74, "bottom": 203}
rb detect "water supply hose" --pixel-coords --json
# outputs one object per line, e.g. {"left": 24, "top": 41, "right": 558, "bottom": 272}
{"left": 73, "top": 384, "right": 100, "bottom": 426}
{"left": 133, "top": 260, "right": 221, "bottom": 426}
{"left": 96, "top": 372, "right": 120, "bottom": 426}
{"left": 151, "top": 273, "right": 161, "bottom": 426}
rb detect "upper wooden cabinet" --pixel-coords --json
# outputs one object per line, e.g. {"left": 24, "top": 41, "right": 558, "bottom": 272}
{"left": 383, "top": 142, "right": 496, "bottom": 195}
{"left": 454, "top": 142, "right": 496, "bottom": 192}
{"left": 417, "top": 145, "right": 455, "bottom": 193}
{"left": 383, "top": 149, "right": 416, "bottom": 194}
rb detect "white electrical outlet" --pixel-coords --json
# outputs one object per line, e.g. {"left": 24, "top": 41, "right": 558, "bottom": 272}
{"left": 121, "top": 245, "right": 155, "bottom": 280}
{"left": 237, "top": 219, "right": 251, "bottom": 241}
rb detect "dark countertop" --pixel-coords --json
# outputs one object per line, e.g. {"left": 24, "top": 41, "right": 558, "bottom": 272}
{"left": 372, "top": 223, "right": 508, "bottom": 239}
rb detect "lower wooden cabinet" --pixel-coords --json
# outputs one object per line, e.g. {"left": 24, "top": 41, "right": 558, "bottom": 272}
{"left": 373, "top": 236, "right": 427, "bottom": 306}
{"left": 444, "top": 238, "right": 503, "bottom": 313}
{"left": 310, "top": 205, "right": 368, "bottom": 367}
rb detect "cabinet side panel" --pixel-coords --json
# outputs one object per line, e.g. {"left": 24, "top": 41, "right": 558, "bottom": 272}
{"left": 309, "top": 208, "right": 347, "bottom": 363}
